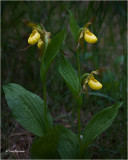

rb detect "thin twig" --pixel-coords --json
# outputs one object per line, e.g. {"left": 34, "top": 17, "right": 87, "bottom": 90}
{"left": 17, "top": 45, "right": 33, "bottom": 51}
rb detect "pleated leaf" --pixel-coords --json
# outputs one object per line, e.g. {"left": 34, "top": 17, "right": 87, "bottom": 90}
{"left": 68, "top": 9, "right": 80, "bottom": 43}
{"left": 58, "top": 127, "right": 79, "bottom": 159}
{"left": 80, "top": 102, "right": 123, "bottom": 157}
{"left": 88, "top": 92, "right": 116, "bottom": 102}
{"left": 40, "top": 29, "right": 66, "bottom": 81}
{"left": 3, "top": 83, "right": 53, "bottom": 137}
{"left": 30, "top": 125, "right": 79, "bottom": 159}
{"left": 59, "top": 54, "right": 80, "bottom": 99}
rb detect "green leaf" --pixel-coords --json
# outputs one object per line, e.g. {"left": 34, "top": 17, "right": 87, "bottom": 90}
{"left": 30, "top": 125, "right": 79, "bottom": 159}
{"left": 58, "top": 54, "right": 79, "bottom": 99}
{"left": 68, "top": 9, "right": 80, "bottom": 43}
{"left": 30, "top": 125, "right": 61, "bottom": 159}
{"left": 80, "top": 102, "right": 123, "bottom": 157}
{"left": 40, "top": 29, "right": 66, "bottom": 81}
{"left": 58, "top": 127, "right": 79, "bottom": 159}
{"left": 88, "top": 92, "right": 116, "bottom": 102}
{"left": 3, "top": 83, "right": 53, "bottom": 137}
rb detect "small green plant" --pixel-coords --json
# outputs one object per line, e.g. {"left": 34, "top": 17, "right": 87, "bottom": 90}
{"left": 3, "top": 10, "right": 123, "bottom": 159}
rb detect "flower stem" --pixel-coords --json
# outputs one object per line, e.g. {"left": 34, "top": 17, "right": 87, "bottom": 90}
{"left": 77, "top": 51, "right": 81, "bottom": 90}
{"left": 77, "top": 104, "right": 81, "bottom": 146}
{"left": 80, "top": 73, "right": 90, "bottom": 83}
{"left": 76, "top": 50, "right": 82, "bottom": 146}
{"left": 43, "top": 77, "right": 48, "bottom": 132}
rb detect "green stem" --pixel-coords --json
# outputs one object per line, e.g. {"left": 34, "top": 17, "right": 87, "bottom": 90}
{"left": 77, "top": 51, "right": 81, "bottom": 89}
{"left": 77, "top": 104, "right": 81, "bottom": 146}
{"left": 43, "top": 77, "right": 48, "bottom": 132}
{"left": 80, "top": 73, "right": 90, "bottom": 83}
{"left": 76, "top": 50, "right": 82, "bottom": 146}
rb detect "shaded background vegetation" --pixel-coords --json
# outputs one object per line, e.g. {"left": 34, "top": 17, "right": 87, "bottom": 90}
{"left": 1, "top": 1, "right": 127, "bottom": 159}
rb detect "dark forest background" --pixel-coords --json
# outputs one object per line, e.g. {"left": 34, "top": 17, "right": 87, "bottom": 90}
{"left": 1, "top": 1, "right": 127, "bottom": 159}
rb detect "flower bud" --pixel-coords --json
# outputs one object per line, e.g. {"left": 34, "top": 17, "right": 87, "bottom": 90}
{"left": 28, "top": 29, "right": 40, "bottom": 45}
{"left": 37, "top": 39, "right": 44, "bottom": 49}
{"left": 88, "top": 76, "right": 102, "bottom": 90}
{"left": 84, "top": 29, "right": 98, "bottom": 43}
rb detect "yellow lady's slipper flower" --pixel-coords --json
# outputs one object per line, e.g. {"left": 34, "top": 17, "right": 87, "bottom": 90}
{"left": 88, "top": 75, "right": 102, "bottom": 90}
{"left": 82, "top": 69, "right": 105, "bottom": 95}
{"left": 28, "top": 29, "right": 40, "bottom": 45}
{"left": 37, "top": 39, "right": 44, "bottom": 49}
{"left": 84, "top": 29, "right": 98, "bottom": 43}
{"left": 23, "top": 20, "right": 52, "bottom": 61}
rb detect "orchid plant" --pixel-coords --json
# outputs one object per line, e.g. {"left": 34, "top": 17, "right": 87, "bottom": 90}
{"left": 3, "top": 10, "right": 123, "bottom": 159}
